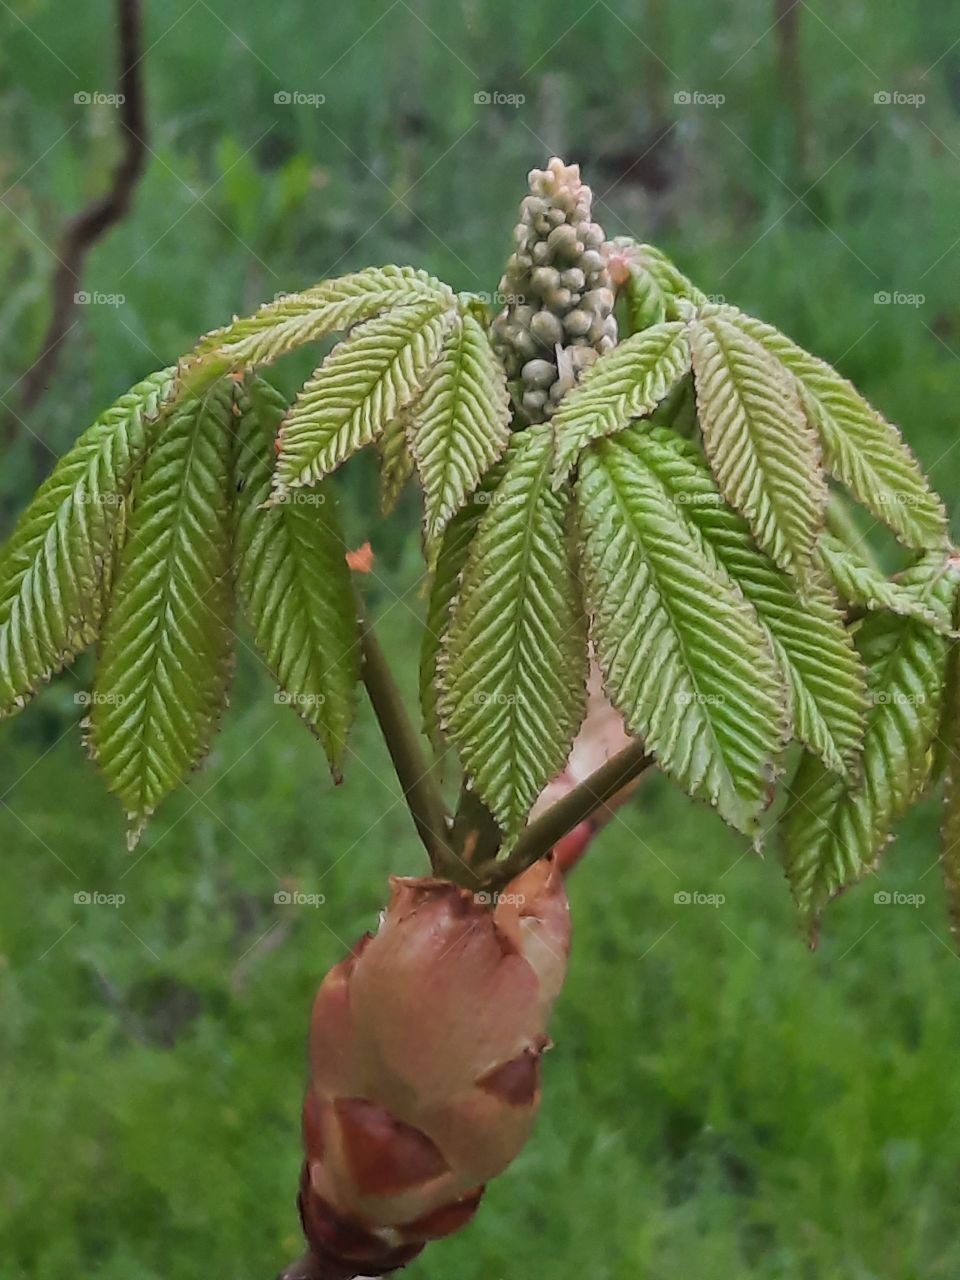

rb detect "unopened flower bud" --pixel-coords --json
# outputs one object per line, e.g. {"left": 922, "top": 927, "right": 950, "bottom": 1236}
{"left": 583, "top": 287, "right": 615, "bottom": 314}
{"left": 543, "top": 286, "right": 573, "bottom": 311}
{"left": 530, "top": 266, "right": 560, "bottom": 296}
{"left": 546, "top": 223, "right": 581, "bottom": 261}
{"left": 530, "top": 310, "right": 564, "bottom": 348}
{"left": 563, "top": 309, "right": 592, "bottom": 337}
{"left": 579, "top": 249, "right": 606, "bottom": 275}
{"left": 521, "top": 358, "right": 557, "bottom": 388}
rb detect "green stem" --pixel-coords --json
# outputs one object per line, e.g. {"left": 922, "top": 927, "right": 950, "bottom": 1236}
{"left": 474, "top": 740, "right": 654, "bottom": 890}
{"left": 358, "top": 610, "right": 453, "bottom": 875}
{"left": 446, "top": 782, "right": 503, "bottom": 884}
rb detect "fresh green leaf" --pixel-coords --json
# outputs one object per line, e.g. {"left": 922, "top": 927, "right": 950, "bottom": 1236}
{"left": 406, "top": 311, "right": 511, "bottom": 542}
{"left": 273, "top": 299, "right": 453, "bottom": 494}
{"left": 0, "top": 369, "right": 175, "bottom": 717}
{"left": 781, "top": 564, "right": 957, "bottom": 941}
{"left": 234, "top": 378, "right": 360, "bottom": 770}
{"left": 377, "top": 413, "right": 415, "bottom": 515}
{"left": 933, "top": 562, "right": 960, "bottom": 786}
{"left": 939, "top": 571, "right": 960, "bottom": 943}
{"left": 621, "top": 260, "right": 667, "bottom": 332}
{"left": 690, "top": 313, "right": 826, "bottom": 576}
{"left": 181, "top": 266, "right": 455, "bottom": 393}
{"left": 550, "top": 321, "right": 690, "bottom": 483}
{"left": 818, "top": 533, "right": 953, "bottom": 633}
{"left": 632, "top": 244, "right": 706, "bottom": 309}
{"left": 439, "top": 425, "right": 588, "bottom": 839}
{"left": 620, "top": 428, "right": 868, "bottom": 776}
{"left": 609, "top": 239, "right": 706, "bottom": 331}
{"left": 419, "top": 454, "right": 511, "bottom": 748}
{"left": 941, "top": 777, "right": 960, "bottom": 948}
{"left": 420, "top": 495, "right": 488, "bottom": 748}
{"left": 87, "top": 384, "right": 239, "bottom": 843}
{"left": 576, "top": 432, "right": 786, "bottom": 834}
{"left": 730, "top": 309, "right": 948, "bottom": 551}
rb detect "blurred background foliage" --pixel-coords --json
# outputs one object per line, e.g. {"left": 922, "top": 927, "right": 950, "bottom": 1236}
{"left": 2, "top": 1, "right": 960, "bottom": 1277}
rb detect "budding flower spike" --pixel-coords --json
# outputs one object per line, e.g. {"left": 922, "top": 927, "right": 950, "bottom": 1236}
{"left": 491, "top": 158, "right": 617, "bottom": 423}
{"left": 297, "top": 858, "right": 570, "bottom": 1278}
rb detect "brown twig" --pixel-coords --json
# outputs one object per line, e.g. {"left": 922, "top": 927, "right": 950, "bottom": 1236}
{"left": 17, "top": 0, "right": 148, "bottom": 420}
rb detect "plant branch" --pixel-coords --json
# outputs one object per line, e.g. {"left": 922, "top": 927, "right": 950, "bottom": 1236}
{"left": 358, "top": 610, "right": 453, "bottom": 873}
{"left": 775, "top": 0, "right": 808, "bottom": 181}
{"left": 474, "top": 740, "right": 654, "bottom": 890}
{"left": 17, "top": 0, "right": 148, "bottom": 420}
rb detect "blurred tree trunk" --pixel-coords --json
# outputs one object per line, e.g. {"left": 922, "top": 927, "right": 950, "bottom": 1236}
{"left": 6, "top": 0, "right": 148, "bottom": 480}
{"left": 775, "top": 0, "right": 809, "bottom": 182}
{"left": 645, "top": 0, "right": 670, "bottom": 129}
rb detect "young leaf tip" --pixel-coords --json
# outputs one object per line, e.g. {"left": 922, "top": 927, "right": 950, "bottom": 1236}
{"left": 125, "top": 815, "right": 148, "bottom": 852}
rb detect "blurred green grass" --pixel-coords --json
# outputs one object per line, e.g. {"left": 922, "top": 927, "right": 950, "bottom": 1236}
{"left": 3, "top": 1, "right": 960, "bottom": 1276}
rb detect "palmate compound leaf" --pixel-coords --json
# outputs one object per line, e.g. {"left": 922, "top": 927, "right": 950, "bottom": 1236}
{"left": 0, "top": 368, "right": 175, "bottom": 717}
{"left": 234, "top": 378, "right": 360, "bottom": 770}
{"left": 575, "top": 431, "right": 787, "bottom": 835}
{"left": 438, "top": 425, "right": 588, "bottom": 840}
{"left": 781, "top": 560, "right": 958, "bottom": 942}
{"left": 87, "top": 382, "right": 239, "bottom": 844}
{"left": 549, "top": 321, "right": 691, "bottom": 483}
{"left": 377, "top": 412, "right": 416, "bottom": 515}
{"left": 179, "top": 266, "right": 456, "bottom": 395}
{"left": 617, "top": 428, "right": 868, "bottom": 777}
{"left": 817, "top": 532, "right": 953, "bottom": 634}
{"left": 690, "top": 312, "right": 827, "bottom": 578}
{"left": 273, "top": 298, "right": 454, "bottom": 495}
{"left": 729, "top": 308, "right": 948, "bottom": 552}
{"left": 405, "top": 310, "right": 511, "bottom": 543}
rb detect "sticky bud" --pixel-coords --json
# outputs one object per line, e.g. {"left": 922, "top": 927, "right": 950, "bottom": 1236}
{"left": 297, "top": 859, "right": 571, "bottom": 1277}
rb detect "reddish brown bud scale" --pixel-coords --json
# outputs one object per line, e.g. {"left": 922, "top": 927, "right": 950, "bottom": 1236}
{"left": 533, "top": 664, "right": 639, "bottom": 875}
{"left": 297, "top": 857, "right": 571, "bottom": 1276}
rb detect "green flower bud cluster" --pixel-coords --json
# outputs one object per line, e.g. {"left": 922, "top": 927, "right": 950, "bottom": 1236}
{"left": 491, "top": 158, "right": 618, "bottom": 425}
